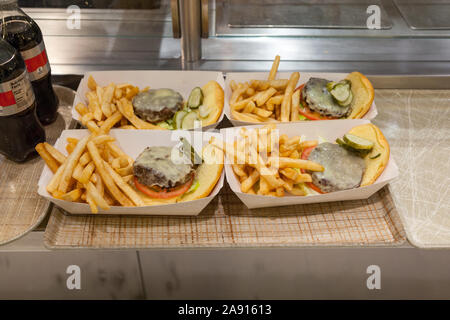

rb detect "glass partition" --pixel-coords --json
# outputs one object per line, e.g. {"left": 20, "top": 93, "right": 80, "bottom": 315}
{"left": 19, "top": 0, "right": 173, "bottom": 37}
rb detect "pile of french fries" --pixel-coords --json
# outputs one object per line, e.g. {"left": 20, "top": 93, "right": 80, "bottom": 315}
{"left": 75, "top": 75, "right": 164, "bottom": 132}
{"left": 212, "top": 125, "right": 324, "bottom": 197}
{"left": 229, "top": 55, "right": 302, "bottom": 123}
{"left": 35, "top": 118, "right": 145, "bottom": 213}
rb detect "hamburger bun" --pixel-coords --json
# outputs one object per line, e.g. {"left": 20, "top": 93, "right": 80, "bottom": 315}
{"left": 346, "top": 72, "right": 375, "bottom": 119}
{"left": 347, "top": 123, "right": 390, "bottom": 186}
{"left": 180, "top": 143, "right": 223, "bottom": 202}
{"left": 200, "top": 80, "right": 224, "bottom": 126}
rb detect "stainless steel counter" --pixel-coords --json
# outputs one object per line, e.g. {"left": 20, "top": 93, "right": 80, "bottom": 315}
{"left": 1, "top": 231, "right": 450, "bottom": 299}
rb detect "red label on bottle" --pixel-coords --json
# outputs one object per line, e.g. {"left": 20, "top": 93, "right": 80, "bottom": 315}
{"left": 0, "top": 71, "right": 35, "bottom": 116}
{"left": 0, "top": 91, "right": 16, "bottom": 107}
{"left": 25, "top": 49, "right": 48, "bottom": 73}
{"left": 20, "top": 41, "right": 51, "bottom": 81}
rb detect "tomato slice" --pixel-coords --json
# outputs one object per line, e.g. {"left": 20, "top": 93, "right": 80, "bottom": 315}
{"left": 134, "top": 175, "right": 194, "bottom": 199}
{"left": 295, "top": 84, "right": 305, "bottom": 92}
{"left": 298, "top": 106, "right": 326, "bottom": 121}
{"left": 299, "top": 105, "right": 337, "bottom": 121}
{"left": 300, "top": 146, "right": 325, "bottom": 194}
{"left": 306, "top": 182, "right": 325, "bottom": 194}
{"left": 301, "top": 146, "right": 315, "bottom": 161}
{"left": 300, "top": 146, "right": 315, "bottom": 174}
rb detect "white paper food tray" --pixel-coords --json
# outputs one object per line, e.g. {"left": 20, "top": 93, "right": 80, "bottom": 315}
{"left": 38, "top": 129, "right": 224, "bottom": 216}
{"left": 220, "top": 119, "right": 398, "bottom": 209}
{"left": 224, "top": 72, "right": 378, "bottom": 127}
{"left": 72, "top": 70, "right": 226, "bottom": 130}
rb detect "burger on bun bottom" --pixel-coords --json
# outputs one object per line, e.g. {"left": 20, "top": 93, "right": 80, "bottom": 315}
{"left": 302, "top": 123, "right": 389, "bottom": 194}
{"left": 299, "top": 71, "right": 374, "bottom": 120}
{"left": 132, "top": 144, "right": 223, "bottom": 206}
{"left": 131, "top": 80, "right": 224, "bottom": 130}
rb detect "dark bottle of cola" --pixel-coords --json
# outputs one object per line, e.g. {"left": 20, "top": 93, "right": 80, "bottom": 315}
{"left": 1, "top": 0, "right": 58, "bottom": 125}
{"left": 0, "top": 38, "right": 45, "bottom": 162}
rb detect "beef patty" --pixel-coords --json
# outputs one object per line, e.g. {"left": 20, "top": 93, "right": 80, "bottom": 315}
{"left": 133, "top": 147, "right": 194, "bottom": 189}
{"left": 307, "top": 142, "right": 365, "bottom": 193}
{"left": 132, "top": 88, "right": 183, "bottom": 123}
{"left": 302, "top": 78, "right": 351, "bottom": 118}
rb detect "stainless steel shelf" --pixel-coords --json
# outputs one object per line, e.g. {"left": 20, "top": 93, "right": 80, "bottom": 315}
{"left": 42, "top": 34, "right": 450, "bottom": 79}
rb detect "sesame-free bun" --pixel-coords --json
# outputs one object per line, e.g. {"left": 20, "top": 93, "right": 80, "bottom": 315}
{"left": 346, "top": 72, "right": 375, "bottom": 119}
{"left": 347, "top": 123, "right": 390, "bottom": 186}
{"left": 200, "top": 80, "right": 224, "bottom": 126}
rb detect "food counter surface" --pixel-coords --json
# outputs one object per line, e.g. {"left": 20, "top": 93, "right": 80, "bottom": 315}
{"left": 0, "top": 84, "right": 448, "bottom": 299}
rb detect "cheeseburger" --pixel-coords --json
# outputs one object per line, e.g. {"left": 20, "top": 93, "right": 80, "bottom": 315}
{"left": 301, "top": 123, "right": 390, "bottom": 194}
{"left": 132, "top": 139, "right": 223, "bottom": 203}
{"left": 299, "top": 72, "right": 375, "bottom": 120}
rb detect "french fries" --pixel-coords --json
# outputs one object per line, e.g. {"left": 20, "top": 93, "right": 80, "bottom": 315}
{"left": 35, "top": 143, "right": 59, "bottom": 173}
{"left": 43, "top": 142, "right": 67, "bottom": 164}
{"left": 75, "top": 75, "right": 165, "bottom": 132}
{"left": 87, "top": 141, "right": 134, "bottom": 207}
{"left": 37, "top": 130, "right": 144, "bottom": 213}
{"left": 85, "top": 181, "right": 110, "bottom": 210}
{"left": 58, "top": 135, "right": 90, "bottom": 193}
{"left": 61, "top": 189, "right": 82, "bottom": 202}
{"left": 280, "top": 72, "right": 300, "bottom": 122}
{"left": 103, "top": 161, "right": 145, "bottom": 207}
{"left": 268, "top": 55, "right": 280, "bottom": 81}
{"left": 116, "top": 99, "right": 162, "bottom": 130}
{"left": 215, "top": 125, "right": 321, "bottom": 197}
{"left": 229, "top": 55, "right": 304, "bottom": 123}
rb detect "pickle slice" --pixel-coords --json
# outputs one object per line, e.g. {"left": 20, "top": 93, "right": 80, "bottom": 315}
{"left": 187, "top": 87, "right": 203, "bottom": 109}
{"left": 174, "top": 110, "right": 188, "bottom": 129}
{"left": 343, "top": 133, "right": 374, "bottom": 150}
{"left": 181, "top": 111, "right": 199, "bottom": 130}
{"left": 336, "top": 138, "right": 371, "bottom": 157}
{"left": 330, "top": 83, "right": 350, "bottom": 102}
{"left": 157, "top": 121, "right": 172, "bottom": 130}
{"left": 335, "top": 138, "right": 346, "bottom": 146}
{"left": 338, "top": 90, "right": 353, "bottom": 107}
{"left": 326, "top": 81, "right": 337, "bottom": 92}
{"left": 180, "top": 137, "right": 202, "bottom": 165}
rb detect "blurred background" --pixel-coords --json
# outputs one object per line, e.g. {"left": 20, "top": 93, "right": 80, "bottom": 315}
{"left": 16, "top": 0, "right": 450, "bottom": 75}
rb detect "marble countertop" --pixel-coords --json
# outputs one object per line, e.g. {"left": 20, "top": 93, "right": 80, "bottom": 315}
{"left": 373, "top": 89, "right": 450, "bottom": 248}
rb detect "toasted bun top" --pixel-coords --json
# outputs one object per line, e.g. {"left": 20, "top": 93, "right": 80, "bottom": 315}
{"left": 347, "top": 123, "right": 390, "bottom": 186}
{"left": 201, "top": 80, "right": 224, "bottom": 126}
{"left": 346, "top": 72, "right": 375, "bottom": 119}
{"left": 179, "top": 143, "right": 223, "bottom": 202}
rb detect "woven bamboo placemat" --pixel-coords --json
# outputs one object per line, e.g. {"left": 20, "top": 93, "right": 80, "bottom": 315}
{"left": 44, "top": 184, "right": 405, "bottom": 249}
{"left": 0, "top": 86, "right": 74, "bottom": 245}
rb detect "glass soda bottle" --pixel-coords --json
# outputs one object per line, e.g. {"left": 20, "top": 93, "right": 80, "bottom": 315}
{"left": 0, "top": 38, "right": 45, "bottom": 162}
{"left": 0, "top": 0, "right": 58, "bottom": 125}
